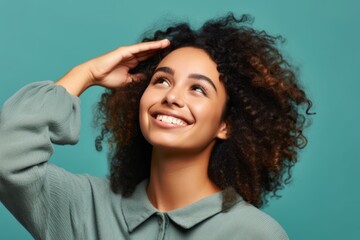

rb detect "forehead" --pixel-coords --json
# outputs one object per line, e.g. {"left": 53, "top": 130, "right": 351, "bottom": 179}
{"left": 157, "top": 47, "right": 220, "bottom": 78}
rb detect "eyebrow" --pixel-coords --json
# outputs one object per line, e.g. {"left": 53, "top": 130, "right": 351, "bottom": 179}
{"left": 154, "top": 67, "right": 218, "bottom": 92}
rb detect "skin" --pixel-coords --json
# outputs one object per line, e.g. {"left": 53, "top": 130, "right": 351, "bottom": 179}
{"left": 56, "top": 43, "right": 228, "bottom": 212}
{"left": 56, "top": 39, "right": 171, "bottom": 96}
{"left": 140, "top": 47, "right": 228, "bottom": 211}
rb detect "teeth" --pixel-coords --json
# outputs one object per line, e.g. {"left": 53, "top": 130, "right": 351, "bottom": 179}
{"left": 156, "top": 114, "right": 187, "bottom": 126}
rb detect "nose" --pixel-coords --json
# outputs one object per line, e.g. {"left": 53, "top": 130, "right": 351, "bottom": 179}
{"left": 161, "top": 87, "right": 185, "bottom": 108}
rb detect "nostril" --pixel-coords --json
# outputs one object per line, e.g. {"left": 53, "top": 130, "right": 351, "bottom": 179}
{"left": 161, "top": 93, "right": 184, "bottom": 108}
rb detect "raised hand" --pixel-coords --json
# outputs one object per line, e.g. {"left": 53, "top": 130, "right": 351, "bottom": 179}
{"left": 56, "top": 39, "right": 170, "bottom": 96}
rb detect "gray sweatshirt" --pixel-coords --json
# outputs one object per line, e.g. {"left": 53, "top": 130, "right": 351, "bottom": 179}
{"left": 0, "top": 81, "right": 288, "bottom": 240}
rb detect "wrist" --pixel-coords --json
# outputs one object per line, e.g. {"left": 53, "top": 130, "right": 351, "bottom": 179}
{"left": 56, "top": 64, "right": 93, "bottom": 97}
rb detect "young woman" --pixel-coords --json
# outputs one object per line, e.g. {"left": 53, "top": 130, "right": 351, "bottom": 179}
{"left": 0, "top": 14, "right": 312, "bottom": 239}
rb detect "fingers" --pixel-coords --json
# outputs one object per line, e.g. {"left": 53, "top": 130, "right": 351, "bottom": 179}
{"left": 134, "top": 39, "right": 171, "bottom": 52}
{"left": 117, "top": 39, "right": 170, "bottom": 58}
{"left": 133, "top": 39, "right": 171, "bottom": 61}
{"left": 130, "top": 73, "right": 146, "bottom": 82}
{"left": 98, "top": 39, "right": 169, "bottom": 69}
{"left": 133, "top": 48, "right": 163, "bottom": 61}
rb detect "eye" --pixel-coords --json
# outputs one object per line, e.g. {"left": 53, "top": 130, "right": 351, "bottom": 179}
{"left": 191, "top": 85, "right": 207, "bottom": 96}
{"left": 153, "top": 77, "right": 170, "bottom": 87}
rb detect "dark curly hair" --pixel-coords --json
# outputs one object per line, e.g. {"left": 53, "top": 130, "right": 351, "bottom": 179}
{"left": 95, "top": 14, "right": 313, "bottom": 208}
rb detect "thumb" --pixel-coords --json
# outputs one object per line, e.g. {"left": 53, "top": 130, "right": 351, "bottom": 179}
{"left": 129, "top": 73, "right": 147, "bottom": 82}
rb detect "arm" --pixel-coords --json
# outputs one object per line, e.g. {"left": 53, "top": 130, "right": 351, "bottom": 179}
{"left": 56, "top": 39, "right": 170, "bottom": 96}
{"left": 0, "top": 82, "right": 81, "bottom": 239}
{"left": 0, "top": 39, "right": 170, "bottom": 239}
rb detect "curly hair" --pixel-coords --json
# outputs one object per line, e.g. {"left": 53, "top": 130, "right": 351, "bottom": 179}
{"left": 95, "top": 13, "right": 313, "bottom": 208}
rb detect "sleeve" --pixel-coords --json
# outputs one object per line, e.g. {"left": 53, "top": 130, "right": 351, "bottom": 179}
{"left": 0, "top": 81, "right": 86, "bottom": 239}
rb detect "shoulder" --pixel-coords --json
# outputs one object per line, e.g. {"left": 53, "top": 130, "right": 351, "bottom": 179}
{"left": 46, "top": 165, "right": 124, "bottom": 218}
{"left": 46, "top": 164, "right": 120, "bottom": 203}
{"left": 216, "top": 200, "right": 289, "bottom": 240}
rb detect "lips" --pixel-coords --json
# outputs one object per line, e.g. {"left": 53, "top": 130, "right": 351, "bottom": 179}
{"left": 151, "top": 110, "right": 193, "bottom": 127}
{"left": 156, "top": 114, "right": 187, "bottom": 126}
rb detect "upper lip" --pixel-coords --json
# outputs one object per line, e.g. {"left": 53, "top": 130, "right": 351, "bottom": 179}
{"left": 150, "top": 110, "right": 193, "bottom": 125}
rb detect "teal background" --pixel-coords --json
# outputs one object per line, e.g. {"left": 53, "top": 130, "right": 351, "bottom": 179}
{"left": 1, "top": 0, "right": 359, "bottom": 239}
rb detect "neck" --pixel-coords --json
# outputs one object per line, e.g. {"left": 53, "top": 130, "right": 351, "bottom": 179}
{"left": 146, "top": 145, "right": 220, "bottom": 212}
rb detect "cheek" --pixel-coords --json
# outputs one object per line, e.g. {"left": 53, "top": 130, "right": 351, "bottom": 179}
{"left": 139, "top": 88, "right": 160, "bottom": 125}
{"left": 139, "top": 87, "right": 153, "bottom": 110}
{"left": 192, "top": 101, "right": 223, "bottom": 123}
{"left": 139, "top": 93, "right": 146, "bottom": 116}
{"left": 139, "top": 89, "right": 150, "bottom": 123}
{"left": 139, "top": 95, "right": 149, "bottom": 141}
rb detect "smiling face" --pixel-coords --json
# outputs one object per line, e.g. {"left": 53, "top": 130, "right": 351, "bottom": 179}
{"left": 139, "top": 47, "right": 228, "bottom": 154}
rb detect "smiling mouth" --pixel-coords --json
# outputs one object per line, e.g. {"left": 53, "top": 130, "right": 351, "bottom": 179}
{"left": 156, "top": 114, "right": 188, "bottom": 126}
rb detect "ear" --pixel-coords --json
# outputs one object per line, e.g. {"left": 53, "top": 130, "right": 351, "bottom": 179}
{"left": 216, "top": 122, "right": 229, "bottom": 140}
